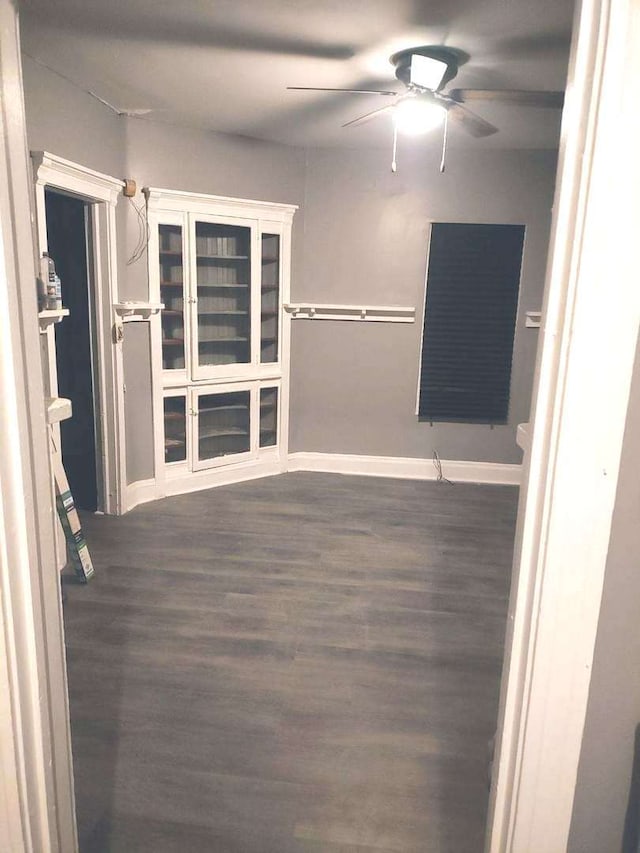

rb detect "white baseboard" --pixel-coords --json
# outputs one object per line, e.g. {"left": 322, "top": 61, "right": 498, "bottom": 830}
{"left": 287, "top": 452, "right": 522, "bottom": 486}
{"left": 122, "top": 478, "right": 158, "bottom": 513}
{"left": 163, "top": 457, "right": 284, "bottom": 498}
{"left": 121, "top": 458, "right": 286, "bottom": 513}
{"left": 122, "top": 454, "right": 519, "bottom": 516}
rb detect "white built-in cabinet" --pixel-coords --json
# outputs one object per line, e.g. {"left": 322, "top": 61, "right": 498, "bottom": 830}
{"left": 146, "top": 188, "right": 296, "bottom": 496}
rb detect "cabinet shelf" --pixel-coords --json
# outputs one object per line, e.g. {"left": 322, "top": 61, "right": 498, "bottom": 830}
{"left": 160, "top": 249, "right": 183, "bottom": 257}
{"left": 197, "top": 283, "right": 249, "bottom": 289}
{"left": 199, "top": 427, "right": 249, "bottom": 440}
{"left": 161, "top": 281, "right": 184, "bottom": 288}
{"left": 164, "top": 410, "right": 185, "bottom": 422}
{"left": 162, "top": 339, "right": 184, "bottom": 347}
{"left": 162, "top": 309, "right": 183, "bottom": 317}
{"left": 165, "top": 438, "right": 185, "bottom": 449}
{"left": 199, "top": 337, "right": 249, "bottom": 344}
{"left": 199, "top": 403, "right": 247, "bottom": 414}
{"left": 197, "top": 254, "right": 249, "bottom": 261}
{"left": 199, "top": 310, "right": 248, "bottom": 316}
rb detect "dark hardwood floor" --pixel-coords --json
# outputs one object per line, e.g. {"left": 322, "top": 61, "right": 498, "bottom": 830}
{"left": 64, "top": 472, "right": 518, "bottom": 852}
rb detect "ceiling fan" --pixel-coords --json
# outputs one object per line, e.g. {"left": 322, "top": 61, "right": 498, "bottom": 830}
{"left": 287, "top": 45, "right": 565, "bottom": 142}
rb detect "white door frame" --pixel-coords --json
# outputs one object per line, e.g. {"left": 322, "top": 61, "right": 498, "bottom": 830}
{"left": 486, "top": 0, "right": 640, "bottom": 849}
{"left": 5, "top": 0, "right": 640, "bottom": 851}
{"left": 0, "top": 3, "right": 77, "bottom": 850}
{"left": 31, "top": 150, "right": 125, "bottom": 515}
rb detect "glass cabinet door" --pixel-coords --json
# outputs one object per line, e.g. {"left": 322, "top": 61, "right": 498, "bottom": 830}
{"left": 194, "top": 221, "right": 252, "bottom": 372}
{"left": 194, "top": 388, "right": 252, "bottom": 469}
{"left": 159, "top": 224, "right": 185, "bottom": 371}
{"left": 163, "top": 395, "right": 187, "bottom": 464}
{"left": 259, "top": 387, "right": 278, "bottom": 448}
{"left": 260, "top": 233, "right": 280, "bottom": 363}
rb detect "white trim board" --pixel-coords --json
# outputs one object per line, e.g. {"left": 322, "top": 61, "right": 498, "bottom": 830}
{"left": 288, "top": 452, "right": 521, "bottom": 486}
{"left": 486, "top": 1, "right": 640, "bottom": 850}
{"left": 0, "top": 7, "right": 77, "bottom": 849}
{"left": 31, "top": 152, "right": 123, "bottom": 204}
{"left": 164, "top": 457, "right": 285, "bottom": 499}
{"left": 144, "top": 186, "right": 297, "bottom": 222}
{"left": 122, "top": 478, "right": 157, "bottom": 514}
{"left": 31, "top": 150, "right": 125, "bottom": 516}
{"left": 285, "top": 303, "right": 415, "bottom": 323}
{"left": 122, "top": 453, "right": 520, "bottom": 515}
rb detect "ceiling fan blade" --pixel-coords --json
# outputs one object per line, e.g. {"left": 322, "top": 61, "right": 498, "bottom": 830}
{"left": 342, "top": 104, "right": 396, "bottom": 128}
{"left": 449, "top": 89, "right": 565, "bottom": 109}
{"left": 446, "top": 102, "right": 499, "bottom": 138}
{"left": 287, "top": 87, "right": 398, "bottom": 96}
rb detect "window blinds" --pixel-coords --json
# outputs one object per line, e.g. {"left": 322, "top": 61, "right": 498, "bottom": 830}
{"left": 418, "top": 222, "right": 525, "bottom": 424}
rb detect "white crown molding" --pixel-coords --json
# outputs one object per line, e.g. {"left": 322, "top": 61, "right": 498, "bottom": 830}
{"left": 288, "top": 451, "right": 521, "bottom": 486}
{"left": 145, "top": 186, "right": 298, "bottom": 222}
{"left": 31, "top": 150, "right": 123, "bottom": 205}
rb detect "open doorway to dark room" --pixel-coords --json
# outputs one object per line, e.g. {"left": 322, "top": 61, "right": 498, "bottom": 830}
{"left": 46, "top": 189, "right": 99, "bottom": 512}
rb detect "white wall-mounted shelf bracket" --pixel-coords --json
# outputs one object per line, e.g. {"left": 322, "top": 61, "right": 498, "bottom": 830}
{"left": 525, "top": 310, "right": 542, "bottom": 328}
{"left": 285, "top": 303, "right": 415, "bottom": 323}
{"left": 113, "top": 301, "right": 164, "bottom": 323}
{"left": 38, "top": 308, "right": 69, "bottom": 332}
{"left": 45, "top": 397, "right": 72, "bottom": 425}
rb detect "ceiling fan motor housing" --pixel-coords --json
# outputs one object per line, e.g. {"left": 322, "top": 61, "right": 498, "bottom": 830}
{"left": 390, "top": 46, "right": 469, "bottom": 91}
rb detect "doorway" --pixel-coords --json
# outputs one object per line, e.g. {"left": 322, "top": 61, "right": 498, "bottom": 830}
{"left": 45, "top": 189, "right": 100, "bottom": 512}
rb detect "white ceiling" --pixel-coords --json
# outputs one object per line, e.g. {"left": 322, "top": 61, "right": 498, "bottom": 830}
{"left": 19, "top": 0, "right": 575, "bottom": 150}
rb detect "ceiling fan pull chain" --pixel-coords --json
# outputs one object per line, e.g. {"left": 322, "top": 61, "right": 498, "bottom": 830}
{"left": 440, "top": 109, "right": 449, "bottom": 173}
{"left": 391, "top": 122, "right": 398, "bottom": 173}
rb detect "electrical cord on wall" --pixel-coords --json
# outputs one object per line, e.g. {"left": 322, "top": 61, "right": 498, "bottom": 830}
{"left": 126, "top": 194, "right": 150, "bottom": 265}
{"left": 433, "top": 450, "right": 453, "bottom": 484}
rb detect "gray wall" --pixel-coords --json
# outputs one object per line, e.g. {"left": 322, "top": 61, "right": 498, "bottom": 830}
{"left": 290, "top": 144, "right": 557, "bottom": 463}
{"left": 22, "top": 56, "right": 557, "bottom": 486}
{"left": 22, "top": 56, "right": 126, "bottom": 177}
{"left": 568, "top": 335, "right": 640, "bottom": 853}
{"left": 21, "top": 58, "right": 306, "bottom": 484}
{"left": 121, "top": 117, "right": 306, "bottom": 301}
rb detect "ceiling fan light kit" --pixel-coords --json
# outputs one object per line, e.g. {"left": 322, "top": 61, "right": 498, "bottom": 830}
{"left": 389, "top": 46, "right": 467, "bottom": 90}
{"left": 393, "top": 97, "right": 446, "bottom": 136}
{"left": 287, "top": 44, "right": 564, "bottom": 173}
{"left": 408, "top": 54, "right": 449, "bottom": 91}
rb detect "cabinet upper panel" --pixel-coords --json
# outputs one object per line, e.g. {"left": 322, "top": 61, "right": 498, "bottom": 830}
{"left": 261, "top": 233, "right": 280, "bottom": 365}
{"left": 159, "top": 224, "right": 186, "bottom": 372}
{"left": 149, "top": 191, "right": 294, "bottom": 384}
{"left": 195, "top": 221, "right": 252, "bottom": 370}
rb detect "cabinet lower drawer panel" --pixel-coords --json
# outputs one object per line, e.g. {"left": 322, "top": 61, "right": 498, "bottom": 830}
{"left": 198, "top": 390, "right": 251, "bottom": 460}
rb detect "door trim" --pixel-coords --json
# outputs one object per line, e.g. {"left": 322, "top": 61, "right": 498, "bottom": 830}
{"left": 31, "top": 151, "right": 124, "bottom": 515}
{"left": 486, "top": 0, "right": 640, "bottom": 849}
{"left": 6, "top": 1, "right": 639, "bottom": 851}
{"left": 0, "top": 5, "right": 77, "bottom": 849}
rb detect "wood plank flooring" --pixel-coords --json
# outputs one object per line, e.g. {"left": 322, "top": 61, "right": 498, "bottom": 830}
{"left": 64, "top": 472, "right": 518, "bottom": 852}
